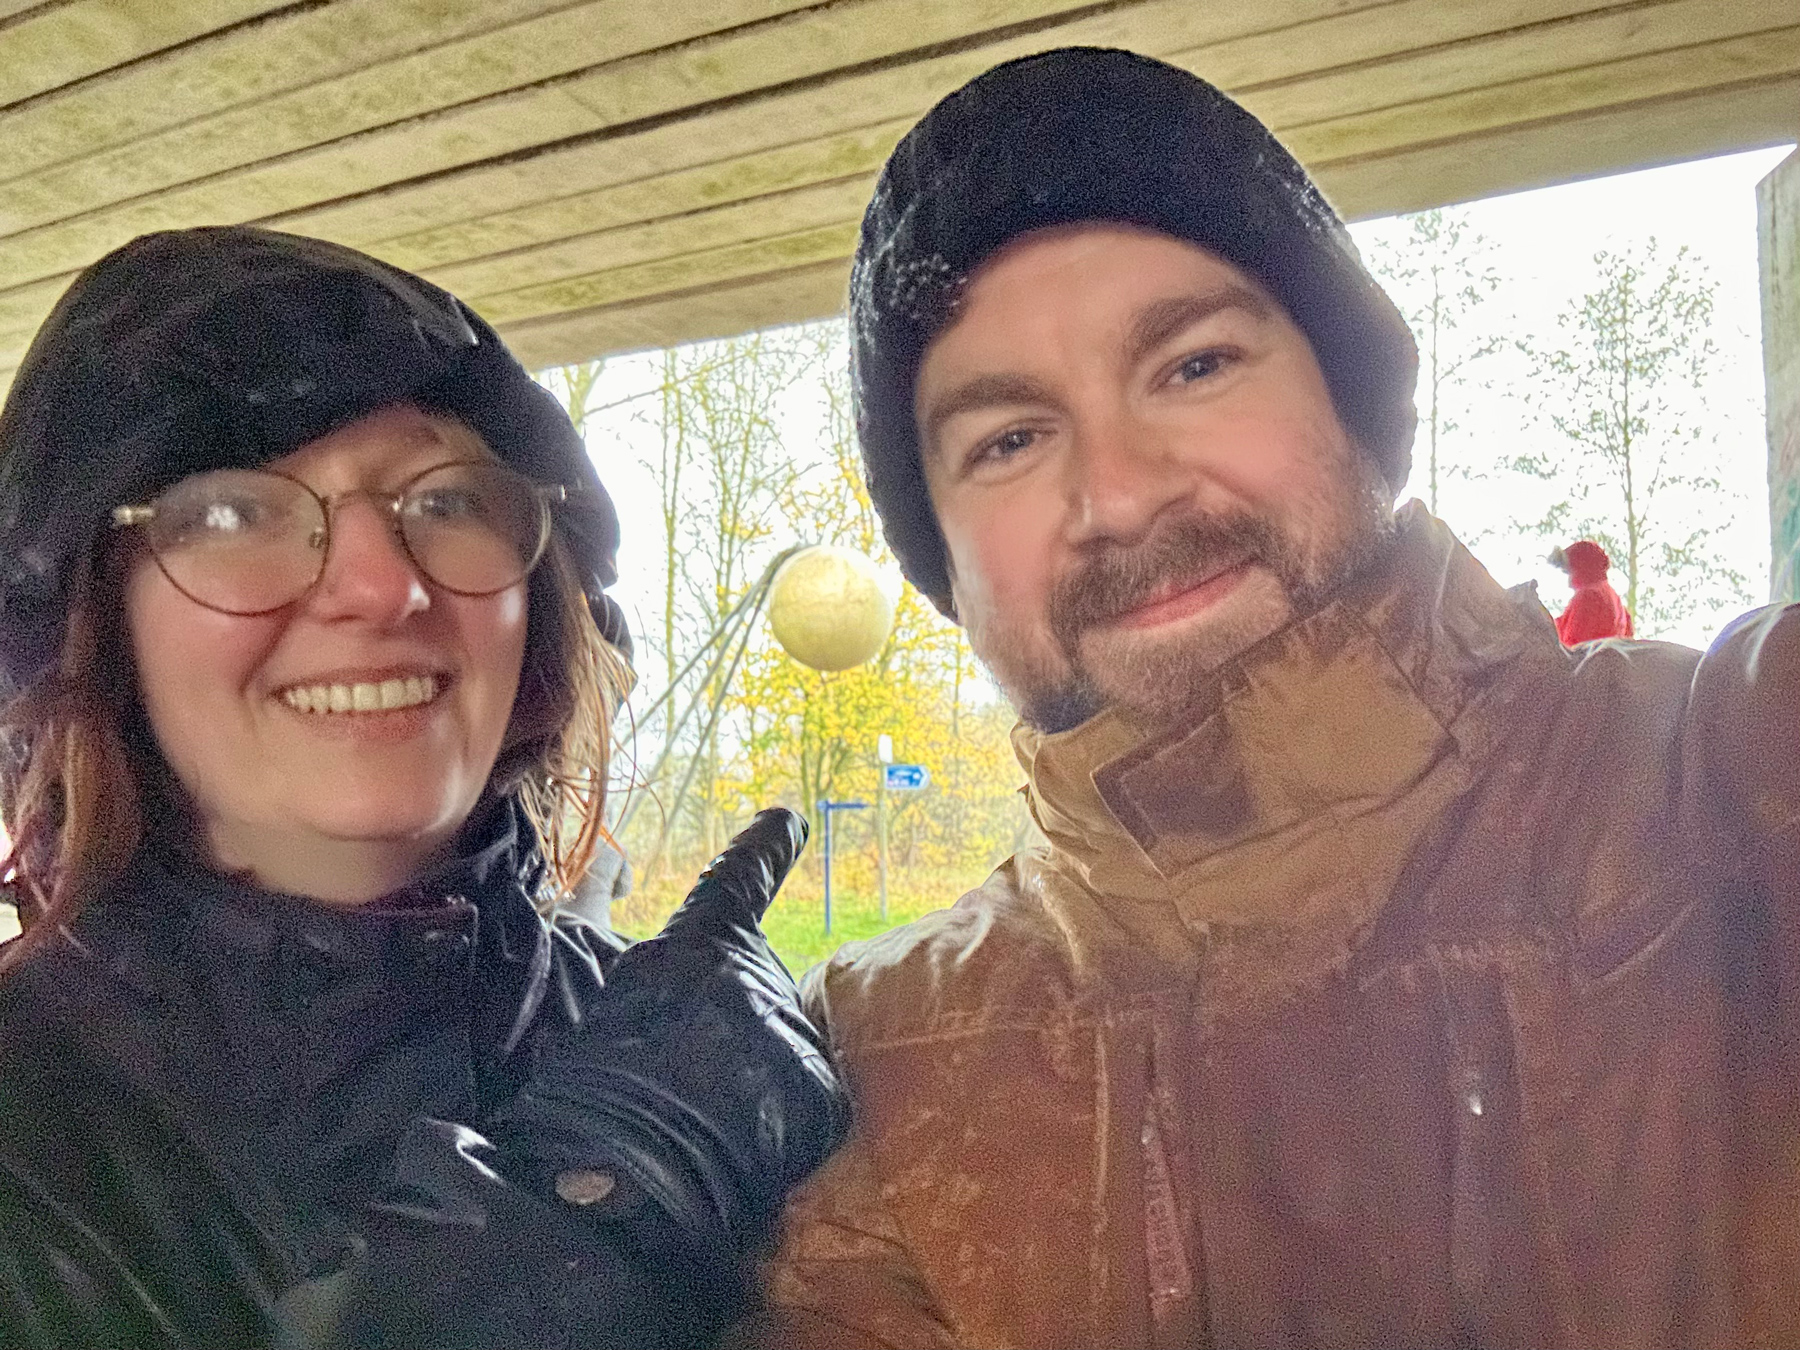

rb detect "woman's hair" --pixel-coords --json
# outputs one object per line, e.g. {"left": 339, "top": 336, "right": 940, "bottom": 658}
{"left": 0, "top": 451, "right": 632, "bottom": 971}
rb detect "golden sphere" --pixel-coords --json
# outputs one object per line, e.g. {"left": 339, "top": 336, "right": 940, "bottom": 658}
{"left": 767, "top": 546, "right": 897, "bottom": 672}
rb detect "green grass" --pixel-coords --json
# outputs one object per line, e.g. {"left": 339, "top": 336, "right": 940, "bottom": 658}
{"left": 760, "top": 882, "right": 950, "bottom": 974}
{"left": 611, "top": 866, "right": 978, "bottom": 976}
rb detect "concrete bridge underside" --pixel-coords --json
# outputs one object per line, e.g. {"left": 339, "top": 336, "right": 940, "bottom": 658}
{"left": 0, "top": 0, "right": 1797, "bottom": 583}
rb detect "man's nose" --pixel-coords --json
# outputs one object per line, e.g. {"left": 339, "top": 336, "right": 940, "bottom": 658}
{"left": 306, "top": 496, "right": 432, "bottom": 623}
{"left": 1063, "top": 413, "right": 1190, "bottom": 546}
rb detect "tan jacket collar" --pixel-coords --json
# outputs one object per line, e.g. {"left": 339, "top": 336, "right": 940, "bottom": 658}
{"left": 1013, "top": 506, "right": 1562, "bottom": 907}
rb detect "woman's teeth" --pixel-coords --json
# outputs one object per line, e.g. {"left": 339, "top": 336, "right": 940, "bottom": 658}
{"left": 281, "top": 675, "right": 439, "bottom": 714}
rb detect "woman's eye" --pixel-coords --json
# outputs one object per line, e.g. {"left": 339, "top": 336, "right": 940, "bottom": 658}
{"left": 409, "top": 487, "right": 482, "bottom": 520}
{"left": 182, "top": 496, "right": 266, "bottom": 535}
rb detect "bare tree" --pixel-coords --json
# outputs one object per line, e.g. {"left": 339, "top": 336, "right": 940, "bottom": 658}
{"left": 544, "top": 360, "right": 606, "bottom": 435}
{"left": 1515, "top": 239, "right": 1750, "bottom": 635}
{"left": 1363, "top": 207, "right": 1501, "bottom": 517}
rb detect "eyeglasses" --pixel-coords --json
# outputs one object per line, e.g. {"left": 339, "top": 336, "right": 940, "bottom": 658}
{"left": 112, "top": 460, "right": 568, "bottom": 615}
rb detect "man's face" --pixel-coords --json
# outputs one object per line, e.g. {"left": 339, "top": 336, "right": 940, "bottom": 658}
{"left": 914, "top": 224, "right": 1396, "bottom": 732}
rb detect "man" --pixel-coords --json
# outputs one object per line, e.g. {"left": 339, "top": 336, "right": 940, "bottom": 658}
{"left": 1551, "top": 540, "right": 1635, "bottom": 644}
{"left": 738, "top": 47, "right": 1800, "bottom": 1350}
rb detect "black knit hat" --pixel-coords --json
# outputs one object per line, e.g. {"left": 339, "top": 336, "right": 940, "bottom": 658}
{"left": 0, "top": 225, "right": 629, "bottom": 698}
{"left": 851, "top": 47, "right": 1419, "bottom": 618}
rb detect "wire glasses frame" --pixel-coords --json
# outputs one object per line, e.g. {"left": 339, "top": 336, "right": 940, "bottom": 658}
{"left": 111, "top": 459, "right": 569, "bottom": 616}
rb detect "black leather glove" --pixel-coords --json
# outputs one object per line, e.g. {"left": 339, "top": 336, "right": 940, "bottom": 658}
{"left": 492, "top": 808, "right": 849, "bottom": 1297}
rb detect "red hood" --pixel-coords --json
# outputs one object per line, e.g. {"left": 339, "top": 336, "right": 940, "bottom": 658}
{"left": 1564, "top": 540, "right": 1611, "bottom": 586}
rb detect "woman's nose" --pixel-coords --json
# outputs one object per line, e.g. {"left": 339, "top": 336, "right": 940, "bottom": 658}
{"left": 306, "top": 495, "right": 431, "bottom": 623}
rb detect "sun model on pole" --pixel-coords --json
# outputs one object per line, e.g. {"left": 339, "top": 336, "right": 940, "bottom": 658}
{"left": 610, "top": 544, "right": 898, "bottom": 932}
{"left": 766, "top": 546, "right": 897, "bottom": 935}
{"left": 765, "top": 545, "right": 897, "bottom": 673}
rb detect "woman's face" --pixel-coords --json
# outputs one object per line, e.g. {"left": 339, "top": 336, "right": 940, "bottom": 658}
{"left": 123, "top": 405, "right": 530, "bottom": 900}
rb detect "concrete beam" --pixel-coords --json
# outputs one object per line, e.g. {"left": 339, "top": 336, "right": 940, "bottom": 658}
{"left": 3, "top": 0, "right": 1798, "bottom": 390}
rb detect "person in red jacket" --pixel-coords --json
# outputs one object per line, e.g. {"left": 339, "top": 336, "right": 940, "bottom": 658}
{"left": 1551, "top": 540, "right": 1634, "bottom": 644}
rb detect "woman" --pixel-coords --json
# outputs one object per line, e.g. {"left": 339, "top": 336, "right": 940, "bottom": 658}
{"left": 0, "top": 227, "right": 847, "bottom": 1348}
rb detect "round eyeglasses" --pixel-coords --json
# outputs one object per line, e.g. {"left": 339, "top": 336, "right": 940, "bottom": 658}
{"left": 111, "top": 460, "right": 568, "bottom": 615}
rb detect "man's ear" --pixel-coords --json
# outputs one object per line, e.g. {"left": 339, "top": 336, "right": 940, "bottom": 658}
{"left": 942, "top": 552, "right": 962, "bottom": 626}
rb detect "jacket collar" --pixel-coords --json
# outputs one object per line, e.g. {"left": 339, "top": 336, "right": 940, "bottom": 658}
{"left": 81, "top": 795, "right": 555, "bottom": 1070}
{"left": 1013, "top": 506, "right": 1564, "bottom": 916}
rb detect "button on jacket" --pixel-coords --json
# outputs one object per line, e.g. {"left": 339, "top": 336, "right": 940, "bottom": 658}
{"left": 746, "top": 506, "right": 1800, "bottom": 1349}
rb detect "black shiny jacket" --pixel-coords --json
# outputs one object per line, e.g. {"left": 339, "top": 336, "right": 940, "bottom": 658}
{"left": 0, "top": 804, "right": 727, "bottom": 1348}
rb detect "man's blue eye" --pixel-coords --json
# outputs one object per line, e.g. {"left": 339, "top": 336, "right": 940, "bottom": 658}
{"left": 978, "top": 429, "right": 1035, "bottom": 463}
{"left": 1176, "top": 351, "right": 1228, "bottom": 382}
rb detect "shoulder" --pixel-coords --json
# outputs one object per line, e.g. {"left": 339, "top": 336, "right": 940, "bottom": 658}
{"left": 801, "top": 852, "right": 1079, "bottom": 1053}
{"left": 549, "top": 908, "right": 628, "bottom": 964}
{"left": 1553, "top": 631, "right": 1702, "bottom": 729}
{"left": 0, "top": 889, "right": 159, "bottom": 1053}
{"left": 1482, "top": 633, "right": 1704, "bottom": 850}
{"left": 1690, "top": 602, "right": 1800, "bottom": 712}
{"left": 1551, "top": 612, "right": 1800, "bottom": 764}
{"left": 1683, "top": 603, "right": 1800, "bottom": 831}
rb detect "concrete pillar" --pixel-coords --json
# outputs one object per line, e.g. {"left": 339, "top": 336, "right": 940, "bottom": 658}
{"left": 1762, "top": 150, "right": 1800, "bottom": 602}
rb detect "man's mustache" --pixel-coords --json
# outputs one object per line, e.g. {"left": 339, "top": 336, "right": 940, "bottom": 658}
{"left": 1048, "top": 511, "right": 1284, "bottom": 650}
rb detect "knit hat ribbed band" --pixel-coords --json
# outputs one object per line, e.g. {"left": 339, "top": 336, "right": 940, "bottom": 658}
{"left": 850, "top": 47, "right": 1420, "bottom": 618}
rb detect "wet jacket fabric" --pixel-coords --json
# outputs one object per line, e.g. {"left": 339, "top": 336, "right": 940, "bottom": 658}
{"left": 744, "top": 507, "right": 1800, "bottom": 1349}
{"left": 0, "top": 803, "right": 737, "bottom": 1348}
{"left": 1555, "top": 541, "right": 1633, "bottom": 645}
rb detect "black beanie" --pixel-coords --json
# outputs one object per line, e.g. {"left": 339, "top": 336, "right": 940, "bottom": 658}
{"left": 851, "top": 47, "right": 1420, "bottom": 618}
{"left": 0, "top": 225, "right": 629, "bottom": 698}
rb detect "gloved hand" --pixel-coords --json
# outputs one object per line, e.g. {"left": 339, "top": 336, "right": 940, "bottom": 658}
{"left": 492, "top": 809, "right": 849, "bottom": 1284}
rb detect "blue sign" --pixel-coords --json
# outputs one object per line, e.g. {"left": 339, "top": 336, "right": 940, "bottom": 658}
{"left": 884, "top": 763, "right": 929, "bottom": 791}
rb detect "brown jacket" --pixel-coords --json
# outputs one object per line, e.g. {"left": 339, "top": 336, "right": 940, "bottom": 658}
{"left": 744, "top": 510, "right": 1800, "bottom": 1349}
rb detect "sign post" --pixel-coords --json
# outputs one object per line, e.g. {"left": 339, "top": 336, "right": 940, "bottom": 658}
{"left": 877, "top": 763, "right": 929, "bottom": 923}
{"left": 876, "top": 736, "right": 894, "bottom": 921}
{"left": 816, "top": 799, "right": 869, "bottom": 935}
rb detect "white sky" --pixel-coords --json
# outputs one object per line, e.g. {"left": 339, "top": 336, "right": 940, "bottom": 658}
{"left": 574, "top": 142, "right": 1796, "bottom": 657}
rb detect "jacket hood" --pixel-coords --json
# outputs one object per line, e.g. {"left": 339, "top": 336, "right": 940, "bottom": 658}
{"left": 0, "top": 226, "right": 628, "bottom": 700}
{"left": 1562, "top": 540, "right": 1612, "bottom": 586}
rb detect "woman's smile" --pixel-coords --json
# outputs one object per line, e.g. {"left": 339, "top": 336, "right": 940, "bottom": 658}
{"left": 277, "top": 672, "right": 443, "bottom": 716}
{"left": 272, "top": 668, "right": 456, "bottom": 745}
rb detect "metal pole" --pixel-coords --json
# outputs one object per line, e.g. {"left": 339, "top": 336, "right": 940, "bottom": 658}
{"left": 614, "top": 544, "right": 805, "bottom": 838}
{"left": 645, "top": 584, "right": 765, "bottom": 875}
{"left": 877, "top": 773, "right": 889, "bottom": 922}
{"left": 819, "top": 799, "right": 834, "bottom": 935}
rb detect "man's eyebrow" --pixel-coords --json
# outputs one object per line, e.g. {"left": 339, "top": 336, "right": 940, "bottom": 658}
{"left": 918, "top": 372, "right": 1058, "bottom": 457}
{"left": 1124, "top": 286, "right": 1272, "bottom": 368}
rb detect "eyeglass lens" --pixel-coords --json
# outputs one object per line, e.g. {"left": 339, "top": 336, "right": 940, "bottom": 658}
{"left": 142, "top": 463, "right": 552, "bottom": 615}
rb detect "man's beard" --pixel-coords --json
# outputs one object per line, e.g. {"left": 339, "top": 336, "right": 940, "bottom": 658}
{"left": 968, "top": 459, "right": 1396, "bottom": 733}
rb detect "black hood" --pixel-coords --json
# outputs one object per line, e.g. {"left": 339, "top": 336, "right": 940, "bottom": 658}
{"left": 0, "top": 225, "right": 628, "bottom": 697}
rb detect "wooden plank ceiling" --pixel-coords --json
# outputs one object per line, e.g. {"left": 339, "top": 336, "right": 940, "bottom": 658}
{"left": 1, "top": 0, "right": 1796, "bottom": 397}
